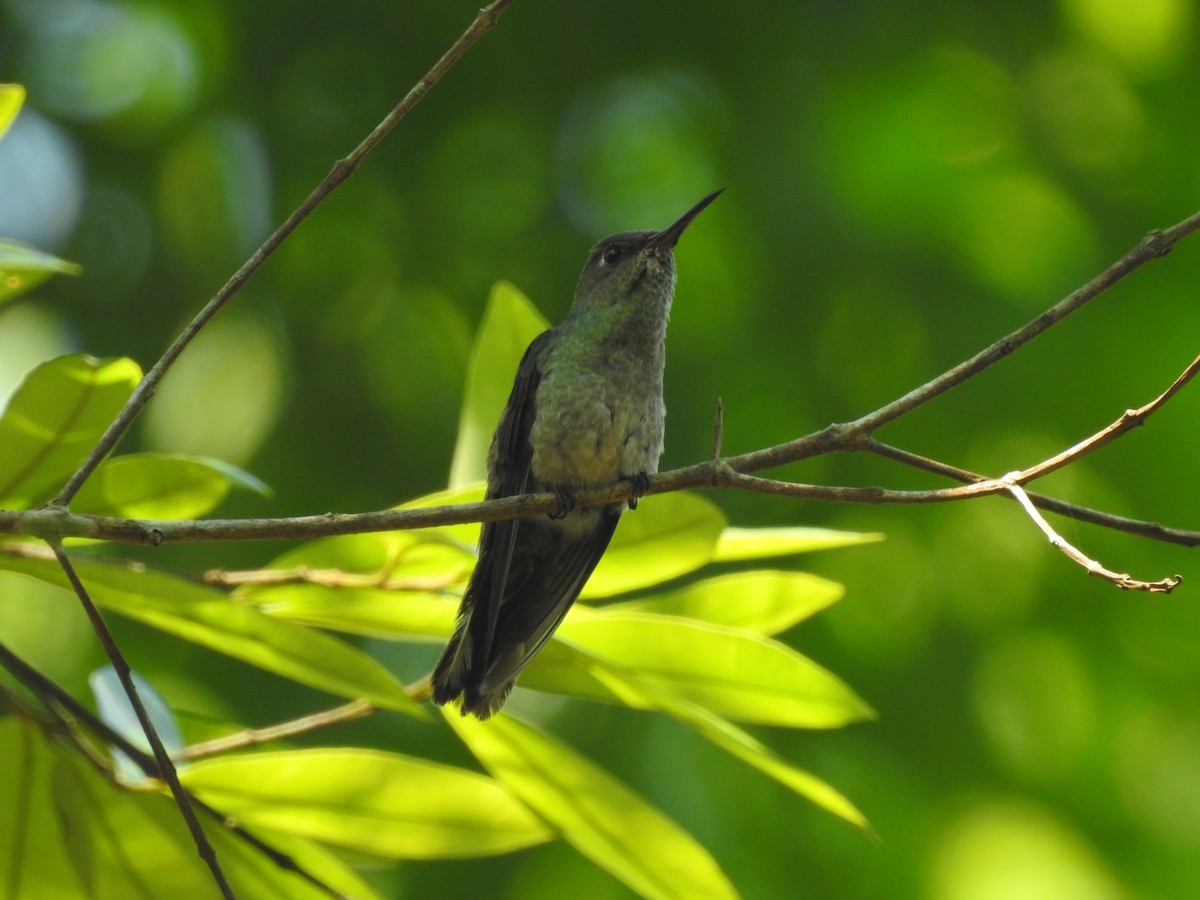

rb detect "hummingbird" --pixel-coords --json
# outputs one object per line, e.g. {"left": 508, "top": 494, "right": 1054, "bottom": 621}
{"left": 431, "top": 190, "right": 722, "bottom": 719}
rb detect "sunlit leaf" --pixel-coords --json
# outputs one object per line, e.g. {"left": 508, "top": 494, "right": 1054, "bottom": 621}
{"left": 72, "top": 453, "right": 269, "bottom": 519}
{"left": 241, "top": 529, "right": 469, "bottom": 640}
{"left": 0, "top": 83, "right": 23, "bottom": 140}
{"left": 0, "top": 354, "right": 140, "bottom": 508}
{"left": 0, "top": 554, "right": 421, "bottom": 716}
{"left": 449, "top": 281, "right": 548, "bottom": 488}
{"left": 572, "top": 651, "right": 871, "bottom": 830}
{"left": 41, "top": 727, "right": 383, "bottom": 900}
{"left": 540, "top": 611, "right": 874, "bottom": 727}
{"left": 446, "top": 711, "right": 737, "bottom": 900}
{"left": 584, "top": 492, "right": 727, "bottom": 598}
{"left": 0, "top": 239, "right": 83, "bottom": 306}
{"left": 713, "top": 526, "right": 884, "bottom": 562}
{"left": 181, "top": 748, "right": 553, "bottom": 859}
{"left": 251, "top": 585, "right": 457, "bottom": 641}
{"left": 607, "top": 570, "right": 844, "bottom": 635}
{"left": 50, "top": 760, "right": 97, "bottom": 895}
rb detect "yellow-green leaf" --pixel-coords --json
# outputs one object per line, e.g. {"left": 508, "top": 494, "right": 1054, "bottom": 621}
{"left": 584, "top": 492, "right": 727, "bottom": 598}
{"left": 446, "top": 711, "right": 737, "bottom": 900}
{"left": 241, "top": 529, "right": 468, "bottom": 639}
{"left": 571, "top": 651, "right": 871, "bottom": 831}
{"left": 0, "top": 239, "right": 83, "bottom": 306}
{"left": 0, "top": 554, "right": 421, "bottom": 716}
{"left": 449, "top": 281, "right": 548, "bottom": 488}
{"left": 607, "top": 570, "right": 844, "bottom": 635}
{"left": 713, "top": 526, "right": 884, "bottom": 562}
{"left": 72, "top": 453, "right": 269, "bottom": 519}
{"left": 0, "top": 83, "right": 24, "bottom": 140}
{"left": 0, "top": 354, "right": 140, "bottom": 508}
{"left": 180, "top": 749, "right": 553, "bottom": 859}
{"left": 543, "top": 611, "right": 875, "bottom": 727}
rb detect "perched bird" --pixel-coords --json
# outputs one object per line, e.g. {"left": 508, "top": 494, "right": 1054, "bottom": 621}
{"left": 431, "top": 190, "right": 722, "bottom": 718}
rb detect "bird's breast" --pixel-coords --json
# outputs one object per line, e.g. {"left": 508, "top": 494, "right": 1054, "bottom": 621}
{"left": 529, "top": 355, "right": 664, "bottom": 489}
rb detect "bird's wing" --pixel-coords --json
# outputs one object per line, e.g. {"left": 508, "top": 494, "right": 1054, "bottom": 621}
{"left": 431, "top": 330, "right": 551, "bottom": 707}
{"left": 477, "top": 510, "right": 619, "bottom": 700}
{"left": 477, "top": 329, "right": 554, "bottom": 662}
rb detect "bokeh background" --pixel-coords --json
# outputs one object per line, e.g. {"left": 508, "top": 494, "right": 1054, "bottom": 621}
{"left": 4, "top": 0, "right": 1200, "bottom": 897}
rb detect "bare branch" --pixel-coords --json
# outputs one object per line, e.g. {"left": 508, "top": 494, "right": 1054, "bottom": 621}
{"left": 0, "top": 639, "right": 352, "bottom": 899}
{"left": 174, "top": 699, "right": 376, "bottom": 762}
{"left": 1002, "top": 478, "right": 1181, "bottom": 593}
{"left": 47, "top": 544, "right": 236, "bottom": 899}
{"left": 866, "top": 440, "right": 1200, "bottom": 547}
{"left": 49, "top": 0, "right": 519, "bottom": 509}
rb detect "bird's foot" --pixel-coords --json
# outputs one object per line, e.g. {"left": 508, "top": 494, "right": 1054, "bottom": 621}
{"left": 622, "top": 471, "right": 652, "bottom": 510}
{"left": 549, "top": 484, "right": 576, "bottom": 519}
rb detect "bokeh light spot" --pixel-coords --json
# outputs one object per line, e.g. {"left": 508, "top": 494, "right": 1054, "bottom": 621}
{"left": 142, "top": 309, "right": 287, "bottom": 465}
{"left": 949, "top": 168, "right": 1096, "bottom": 305}
{"left": 0, "top": 109, "right": 84, "bottom": 250}
{"left": 157, "top": 115, "right": 273, "bottom": 275}
{"left": 929, "top": 799, "right": 1128, "bottom": 900}
{"left": 12, "top": 0, "right": 199, "bottom": 132}
{"left": 1025, "top": 49, "right": 1146, "bottom": 175}
{"left": 971, "top": 631, "right": 1095, "bottom": 783}
{"left": 556, "top": 71, "right": 727, "bottom": 235}
{"left": 427, "top": 110, "right": 552, "bottom": 243}
{"left": 825, "top": 48, "right": 1018, "bottom": 232}
{"left": 1060, "top": 0, "right": 1191, "bottom": 75}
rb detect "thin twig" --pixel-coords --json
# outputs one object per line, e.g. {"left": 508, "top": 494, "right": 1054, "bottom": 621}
{"left": 865, "top": 440, "right": 1200, "bottom": 547}
{"left": 1009, "top": 352, "right": 1200, "bottom": 484}
{"left": 1001, "top": 478, "right": 1181, "bottom": 593}
{"left": 174, "top": 699, "right": 376, "bottom": 761}
{"left": 47, "top": 543, "right": 237, "bottom": 900}
{"left": 2, "top": 206, "right": 1198, "bottom": 550}
{"left": 0, "top": 639, "right": 348, "bottom": 899}
{"left": 48, "top": 0, "right": 518, "bottom": 509}
{"left": 203, "top": 564, "right": 464, "bottom": 591}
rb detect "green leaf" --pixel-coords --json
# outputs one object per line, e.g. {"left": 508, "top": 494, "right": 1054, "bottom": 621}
{"left": 180, "top": 748, "right": 553, "bottom": 859}
{"left": 0, "top": 84, "right": 23, "bottom": 140}
{"left": 449, "top": 281, "right": 549, "bottom": 488}
{"left": 72, "top": 453, "right": 269, "bottom": 519}
{"left": 241, "top": 529, "right": 468, "bottom": 640}
{"left": 713, "top": 526, "right": 884, "bottom": 562}
{"left": 569, "top": 650, "right": 871, "bottom": 831}
{"left": 0, "top": 354, "right": 141, "bottom": 508}
{"left": 446, "top": 711, "right": 737, "bottom": 900}
{"left": 584, "top": 492, "right": 727, "bottom": 598}
{"left": 536, "top": 611, "right": 875, "bottom": 727}
{"left": 251, "top": 583, "right": 457, "bottom": 641}
{"left": 0, "top": 238, "right": 83, "bottom": 306}
{"left": 607, "top": 570, "right": 844, "bottom": 635}
{"left": 0, "top": 553, "right": 421, "bottom": 716}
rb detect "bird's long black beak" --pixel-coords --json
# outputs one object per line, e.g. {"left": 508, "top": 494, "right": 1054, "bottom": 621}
{"left": 648, "top": 189, "right": 723, "bottom": 249}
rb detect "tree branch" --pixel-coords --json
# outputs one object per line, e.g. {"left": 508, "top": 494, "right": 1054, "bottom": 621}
{"left": 47, "top": 543, "right": 236, "bottom": 899}
{"left": 48, "top": 0, "right": 518, "bottom": 509}
{"left": 1002, "top": 478, "right": 1181, "bottom": 593}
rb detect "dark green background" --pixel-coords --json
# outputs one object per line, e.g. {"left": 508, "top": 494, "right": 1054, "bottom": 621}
{"left": 3, "top": 1, "right": 1200, "bottom": 897}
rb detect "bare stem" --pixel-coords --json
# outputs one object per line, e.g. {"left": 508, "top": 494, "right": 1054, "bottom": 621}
{"left": 1002, "top": 479, "right": 1181, "bottom": 593}
{"left": 48, "top": 543, "right": 236, "bottom": 899}
{"left": 48, "top": 0, "right": 518, "bottom": 509}
{"left": 174, "top": 699, "right": 376, "bottom": 762}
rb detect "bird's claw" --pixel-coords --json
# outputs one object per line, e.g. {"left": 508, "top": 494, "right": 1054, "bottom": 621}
{"left": 549, "top": 485, "right": 576, "bottom": 519}
{"left": 623, "top": 472, "right": 651, "bottom": 510}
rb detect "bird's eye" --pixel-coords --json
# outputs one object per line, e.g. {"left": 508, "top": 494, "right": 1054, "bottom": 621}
{"left": 601, "top": 246, "right": 621, "bottom": 265}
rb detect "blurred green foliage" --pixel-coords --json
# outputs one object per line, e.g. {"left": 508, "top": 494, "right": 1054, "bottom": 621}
{"left": 3, "top": 0, "right": 1200, "bottom": 897}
